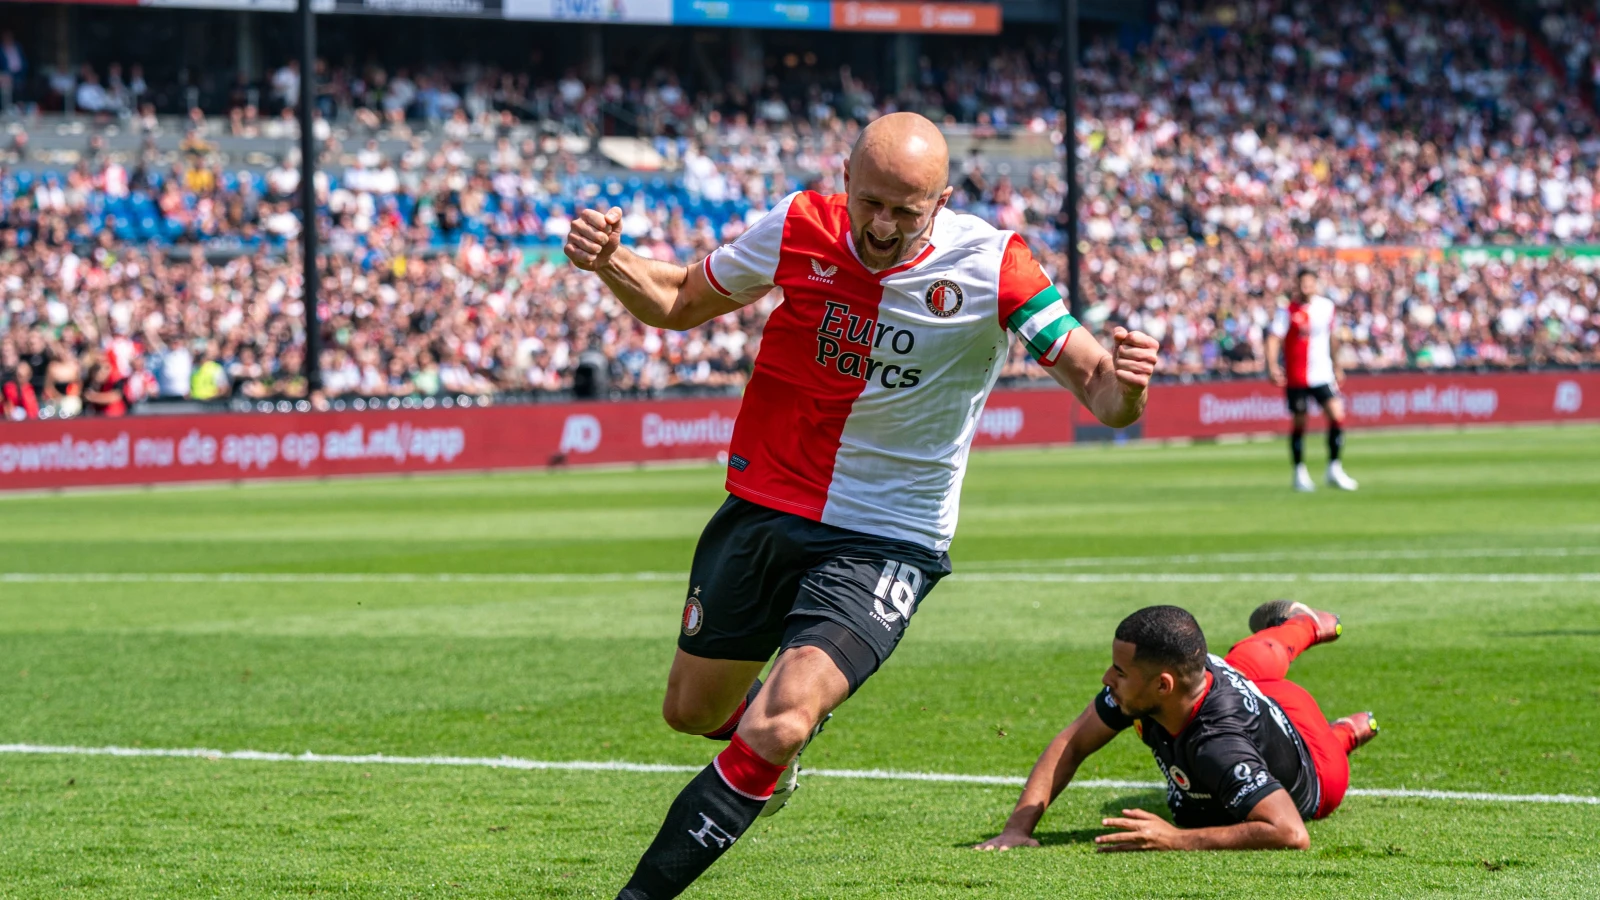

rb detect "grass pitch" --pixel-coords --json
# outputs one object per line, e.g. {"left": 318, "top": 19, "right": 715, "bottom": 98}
{"left": 0, "top": 424, "right": 1597, "bottom": 899}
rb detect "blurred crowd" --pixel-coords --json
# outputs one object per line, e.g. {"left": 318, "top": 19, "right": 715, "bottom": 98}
{"left": 5, "top": 224, "right": 1595, "bottom": 420}
{"left": 5, "top": 0, "right": 1600, "bottom": 420}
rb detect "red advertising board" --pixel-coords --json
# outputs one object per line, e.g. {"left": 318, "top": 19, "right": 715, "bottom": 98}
{"left": 0, "top": 388, "right": 1076, "bottom": 492}
{"left": 0, "top": 373, "right": 1590, "bottom": 492}
{"left": 1139, "top": 371, "right": 1599, "bottom": 439}
{"left": 831, "top": 2, "right": 1001, "bottom": 34}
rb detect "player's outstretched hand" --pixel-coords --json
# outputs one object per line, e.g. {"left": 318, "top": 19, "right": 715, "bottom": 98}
{"left": 564, "top": 207, "right": 624, "bottom": 272}
{"left": 973, "top": 831, "right": 1041, "bottom": 852}
{"left": 1111, "top": 327, "right": 1159, "bottom": 390}
{"left": 1094, "top": 808, "right": 1182, "bottom": 852}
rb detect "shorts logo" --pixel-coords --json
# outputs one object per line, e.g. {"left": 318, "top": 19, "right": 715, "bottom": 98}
{"left": 871, "top": 560, "right": 924, "bottom": 626}
{"left": 1168, "top": 765, "right": 1192, "bottom": 791}
{"left": 682, "top": 596, "right": 704, "bottom": 636}
{"left": 924, "top": 279, "right": 964, "bottom": 317}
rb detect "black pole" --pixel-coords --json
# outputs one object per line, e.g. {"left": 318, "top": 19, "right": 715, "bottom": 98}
{"left": 1060, "top": 0, "right": 1083, "bottom": 320}
{"left": 298, "top": 0, "right": 322, "bottom": 394}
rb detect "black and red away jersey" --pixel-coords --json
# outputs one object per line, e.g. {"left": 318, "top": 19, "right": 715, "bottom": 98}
{"left": 1095, "top": 655, "right": 1319, "bottom": 827}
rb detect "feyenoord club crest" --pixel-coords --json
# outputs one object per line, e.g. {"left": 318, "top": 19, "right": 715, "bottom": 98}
{"left": 681, "top": 597, "right": 704, "bottom": 636}
{"left": 924, "top": 279, "right": 964, "bottom": 317}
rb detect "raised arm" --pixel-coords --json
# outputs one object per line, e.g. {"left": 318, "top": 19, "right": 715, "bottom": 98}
{"left": 974, "top": 702, "right": 1120, "bottom": 851}
{"left": 994, "top": 235, "right": 1156, "bottom": 428}
{"left": 562, "top": 207, "right": 744, "bottom": 331}
{"left": 1044, "top": 326, "right": 1157, "bottom": 429}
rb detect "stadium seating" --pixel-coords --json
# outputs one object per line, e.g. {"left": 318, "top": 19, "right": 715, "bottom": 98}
{"left": 2, "top": 0, "right": 1599, "bottom": 417}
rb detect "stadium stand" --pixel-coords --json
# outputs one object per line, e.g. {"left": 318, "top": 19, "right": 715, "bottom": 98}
{"left": 2, "top": 0, "right": 1599, "bottom": 420}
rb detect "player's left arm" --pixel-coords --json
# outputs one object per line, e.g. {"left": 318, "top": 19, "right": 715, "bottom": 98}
{"left": 1045, "top": 327, "right": 1158, "bottom": 429}
{"left": 994, "top": 235, "right": 1156, "bottom": 428}
{"left": 1094, "top": 788, "right": 1310, "bottom": 852}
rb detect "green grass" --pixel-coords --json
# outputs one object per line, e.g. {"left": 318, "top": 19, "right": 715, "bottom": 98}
{"left": 1, "top": 423, "right": 1597, "bottom": 898}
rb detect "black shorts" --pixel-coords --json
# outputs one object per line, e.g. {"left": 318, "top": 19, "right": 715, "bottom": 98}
{"left": 677, "top": 495, "right": 951, "bottom": 694}
{"left": 1285, "top": 384, "right": 1338, "bottom": 416}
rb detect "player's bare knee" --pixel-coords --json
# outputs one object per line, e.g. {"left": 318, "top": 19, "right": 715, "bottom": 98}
{"left": 661, "top": 695, "right": 723, "bottom": 735}
{"left": 740, "top": 706, "right": 818, "bottom": 761}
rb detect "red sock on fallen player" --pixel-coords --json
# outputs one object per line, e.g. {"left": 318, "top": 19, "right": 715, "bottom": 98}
{"left": 1270, "top": 615, "right": 1319, "bottom": 658}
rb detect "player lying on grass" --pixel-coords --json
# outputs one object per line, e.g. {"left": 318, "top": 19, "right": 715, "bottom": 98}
{"left": 976, "top": 602, "right": 1378, "bottom": 852}
{"left": 565, "top": 111, "right": 1160, "bottom": 899}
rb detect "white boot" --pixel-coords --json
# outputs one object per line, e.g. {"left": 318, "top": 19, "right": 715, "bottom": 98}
{"left": 1293, "top": 464, "right": 1316, "bottom": 492}
{"left": 1326, "top": 460, "right": 1359, "bottom": 491}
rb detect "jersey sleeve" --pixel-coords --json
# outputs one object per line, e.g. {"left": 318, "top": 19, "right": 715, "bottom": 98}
{"left": 701, "top": 191, "right": 797, "bottom": 303}
{"left": 1189, "top": 735, "right": 1284, "bottom": 821}
{"left": 998, "top": 234, "right": 1081, "bottom": 367}
{"left": 1269, "top": 306, "right": 1290, "bottom": 338}
{"left": 1093, "top": 686, "right": 1136, "bottom": 731}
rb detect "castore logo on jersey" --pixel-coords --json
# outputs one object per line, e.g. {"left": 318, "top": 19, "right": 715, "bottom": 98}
{"left": 808, "top": 258, "right": 838, "bottom": 283}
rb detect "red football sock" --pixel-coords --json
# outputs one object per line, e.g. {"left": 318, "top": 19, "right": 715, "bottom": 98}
{"left": 713, "top": 734, "right": 786, "bottom": 801}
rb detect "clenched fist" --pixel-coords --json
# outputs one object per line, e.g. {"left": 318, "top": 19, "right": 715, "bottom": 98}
{"left": 1110, "top": 326, "right": 1160, "bottom": 390}
{"left": 563, "top": 206, "right": 624, "bottom": 272}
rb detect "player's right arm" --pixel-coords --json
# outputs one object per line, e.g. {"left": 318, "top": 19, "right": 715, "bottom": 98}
{"left": 563, "top": 207, "right": 744, "bottom": 331}
{"left": 973, "top": 701, "right": 1119, "bottom": 851}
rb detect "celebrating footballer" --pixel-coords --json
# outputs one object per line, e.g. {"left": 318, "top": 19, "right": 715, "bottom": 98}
{"left": 565, "top": 111, "right": 1159, "bottom": 899}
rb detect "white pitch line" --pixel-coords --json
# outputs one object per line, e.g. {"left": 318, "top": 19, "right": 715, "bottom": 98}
{"left": 1, "top": 743, "right": 1595, "bottom": 807}
{"left": 2, "top": 572, "right": 1598, "bottom": 585}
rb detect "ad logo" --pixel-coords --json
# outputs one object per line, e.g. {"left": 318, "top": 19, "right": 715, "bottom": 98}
{"left": 1554, "top": 381, "right": 1583, "bottom": 414}
{"left": 559, "top": 414, "right": 602, "bottom": 454}
{"left": 977, "top": 407, "right": 1025, "bottom": 440}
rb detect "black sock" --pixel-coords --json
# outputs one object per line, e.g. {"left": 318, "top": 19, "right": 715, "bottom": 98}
{"left": 703, "top": 678, "right": 762, "bottom": 741}
{"left": 1328, "top": 421, "right": 1344, "bottom": 462}
{"left": 1290, "top": 428, "right": 1306, "bottom": 466}
{"left": 616, "top": 761, "right": 767, "bottom": 899}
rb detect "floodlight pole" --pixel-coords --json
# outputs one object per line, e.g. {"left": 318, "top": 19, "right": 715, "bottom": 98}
{"left": 1060, "top": 0, "right": 1083, "bottom": 320}
{"left": 298, "top": 0, "right": 322, "bottom": 394}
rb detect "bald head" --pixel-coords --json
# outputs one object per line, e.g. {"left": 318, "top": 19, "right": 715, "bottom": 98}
{"left": 845, "top": 113, "right": 953, "bottom": 270}
{"left": 849, "top": 112, "right": 950, "bottom": 196}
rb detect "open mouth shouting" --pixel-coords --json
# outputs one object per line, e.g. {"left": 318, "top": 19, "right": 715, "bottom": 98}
{"left": 861, "top": 230, "right": 901, "bottom": 258}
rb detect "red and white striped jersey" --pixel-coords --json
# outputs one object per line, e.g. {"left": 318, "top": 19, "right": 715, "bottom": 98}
{"left": 702, "top": 190, "right": 1080, "bottom": 551}
{"left": 1271, "top": 296, "right": 1337, "bottom": 389}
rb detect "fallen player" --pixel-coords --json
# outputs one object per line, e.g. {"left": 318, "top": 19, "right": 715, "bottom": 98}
{"left": 976, "top": 602, "right": 1378, "bottom": 852}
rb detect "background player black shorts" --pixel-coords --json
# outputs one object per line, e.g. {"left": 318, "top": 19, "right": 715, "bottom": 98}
{"left": 1285, "top": 384, "right": 1338, "bottom": 416}
{"left": 677, "top": 495, "right": 950, "bottom": 692}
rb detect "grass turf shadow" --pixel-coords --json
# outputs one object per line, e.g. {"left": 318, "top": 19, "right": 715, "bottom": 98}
{"left": 1099, "top": 791, "right": 1169, "bottom": 818}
